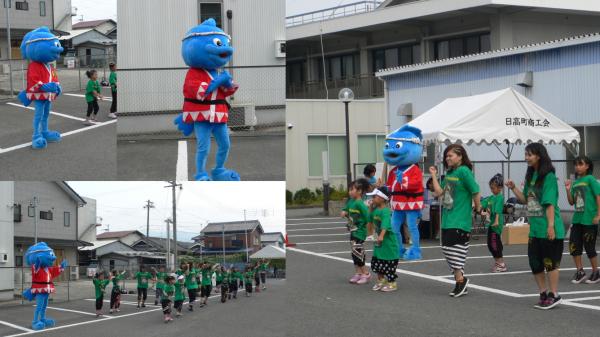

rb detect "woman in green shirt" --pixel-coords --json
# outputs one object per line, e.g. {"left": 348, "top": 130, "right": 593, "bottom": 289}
{"left": 429, "top": 144, "right": 481, "bottom": 298}
{"left": 135, "top": 265, "right": 152, "bottom": 308}
{"left": 564, "top": 156, "right": 600, "bottom": 284}
{"left": 367, "top": 186, "right": 399, "bottom": 292}
{"left": 151, "top": 266, "right": 167, "bottom": 306}
{"left": 506, "top": 143, "right": 564, "bottom": 310}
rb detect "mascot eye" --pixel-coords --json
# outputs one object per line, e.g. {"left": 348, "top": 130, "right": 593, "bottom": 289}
{"left": 213, "top": 38, "right": 223, "bottom": 47}
{"left": 395, "top": 142, "right": 403, "bottom": 149}
{"left": 54, "top": 41, "right": 60, "bottom": 47}
{"left": 385, "top": 144, "right": 389, "bottom": 149}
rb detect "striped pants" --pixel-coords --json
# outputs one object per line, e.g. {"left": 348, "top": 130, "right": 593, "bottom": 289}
{"left": 441, "top": 228, "right": 471, "bottom": 272}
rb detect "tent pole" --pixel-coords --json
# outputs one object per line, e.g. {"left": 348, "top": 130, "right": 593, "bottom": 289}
{"left": 507, "top": 143, "right": 511, "bottom": 199}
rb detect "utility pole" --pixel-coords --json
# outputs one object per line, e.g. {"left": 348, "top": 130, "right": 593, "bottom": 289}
{"left": 143, "top": 200, "right": 155, "bottom": 238}
{"left": 165, "top": 218, "right": 172, "bottom": 271}
{"left": 222, "top": 222, "right": 225, "bottom": 265}
{"left": 30, "top": 196, "right": 38, "bottom": 244}
{"left": 164, "top": 182, "right": 182, "bottom": 266}
{"left": 4, "top": 0, "right": 14, "bottom": 97}
{"left": 244, "top": 209, "right": 249, "bottom": 262}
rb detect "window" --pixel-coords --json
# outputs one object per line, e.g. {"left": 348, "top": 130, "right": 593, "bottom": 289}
{"left": 40, "top": 210, "right": 53, "bottom": 220}
{"left": 287, "top": 61, "right": 305, "bottom": 84}
{"left": 567, "top": 126, "right": 600, "bottom": 177}
{"left": 372, "top": 44, "right": 420, "bottom": 72}
{"left": 15, "top": 1, "right": 29, "bottom": 10}
{"left": 15, "top": 256, "right": 23, "bottom": 267}
{"left": 64, "top": 211, "right": 70, "bottom": 227}
{"left": 321, "top": 54, "right": 359, "bottom": 80}
{"left": 39, "top": 1, "right": 46, "bottom": 16}
{"left": 435, "top": 33, "right": 491, "bottom": 60}
{"left": 357, "top": 135, "right": 386, "bottom": 175}
{"left": 14, "top": 204, "right": 22, "bottom": 222}
{"left": 199, "top": 2, "right": 223, "bottom": 28}
{"left": 307, "top": 135, "right": 348, "bottom": 177}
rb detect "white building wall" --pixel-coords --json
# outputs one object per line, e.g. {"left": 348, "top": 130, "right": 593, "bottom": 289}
{"left": 286, "top": 99, "right": 386, "bottom": 192}
{"left": 0, "top": 182, "right": 14, "bottom": 301}
{"left": 78, "top": 197, "right": 97, "bottom": 243}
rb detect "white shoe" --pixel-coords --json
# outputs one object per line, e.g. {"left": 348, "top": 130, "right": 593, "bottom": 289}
{"left": 108, "top": 113, "right": 117, "bottom": 119}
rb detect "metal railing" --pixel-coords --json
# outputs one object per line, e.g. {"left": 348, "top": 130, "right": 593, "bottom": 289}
{"left": 286, "top": 73, "right": 384, "bottom": 99}
{"left": 286, "top": 1, "right": 383, "bottom": 27}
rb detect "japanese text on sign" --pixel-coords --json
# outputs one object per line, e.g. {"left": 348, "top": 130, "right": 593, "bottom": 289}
{"left": 505, "top": 118, "right": 550, "bottom": 127}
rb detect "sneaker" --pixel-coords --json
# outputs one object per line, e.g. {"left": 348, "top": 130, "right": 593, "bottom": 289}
{"left": 83, "top": 119, "right": 93, "bottom": 126}
{"left": 108, "top": 113, "right": 117, "bottom": 119}
{"left": 136, "top": 305, "right": 140, "bottom": 309}
{"left": 372, "top": 281, "right": 385, "bottom": 291}
{"left": 539, "top": 293, "right": 562, "bottom": 310}
{"left": 492, "top": 263, "right": 507, "bottom": 273}
{"left": 116, "top": 308, "right": 120, "bottom": 312}
{"left": 141, "top": 303, "right": 146, "bottom": 308}
{"left": 164, "top": 317, "right": 169, "bottom": 323}
{"left": 449, "top": 282, "right": 459, "bottom": 296}
{"left": 585, "top": 270, "right": 600, "bottom": 284}
{"left": 154, "top": 300, "right": 158, "bottom": 305}
{"left": 533, "top": 291, "right": 548, "bottom": 309}
{"left": 349, "top": 274, "right": 361, "bottom": 284}
{"left": 381, "top": 282, "right": 397, "bottom": 292}
{"left": 356, "top": 273, "right": 371, "bottom": 285}
{"left": 188, "top": 305, "right": 193, "bottom": 312}
{"left": 176, "top": 312, "right": 182, "bottom": 317}
{"left": 109, "top": 309, "right": 113, "bottom": 314}
{"left": 453, "top": 278, "right": 469, "bottom": 298}
{"left": 571, "top": 269, "right": 587, "bottom": 284}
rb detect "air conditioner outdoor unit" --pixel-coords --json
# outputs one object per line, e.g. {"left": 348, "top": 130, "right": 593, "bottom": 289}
{"left": 1, "top": 64, "right": 10, "bottom": 75}
{"left": 229, "top": 104, "right": 257, "bottom": 130}
{"left": 70, "top": 266, "right": 79, "bottom": 280}
{"left": 275, "top": 40, "right": 286, "bottom": 58}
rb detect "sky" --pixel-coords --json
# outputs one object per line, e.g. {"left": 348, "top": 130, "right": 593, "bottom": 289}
{"left": 286, "top": 0, "right": 365, "bottom": 16}
{"left": 71, "top": 0, "right": 117, "bottom": 23}
{"left": 68, "top": 181, "right": 286, "bottom": 242}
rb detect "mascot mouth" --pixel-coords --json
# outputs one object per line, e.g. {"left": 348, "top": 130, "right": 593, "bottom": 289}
{"left": 219, "top": 53, "right": 228, "bottom": 58}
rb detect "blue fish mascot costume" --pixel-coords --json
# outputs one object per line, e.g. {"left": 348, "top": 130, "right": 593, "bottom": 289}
{"left": 174, "top": 18, "right": 240, "bottom": 181}
{"left": 383, "top": 125, "right": 425, "bottom": 260}
{"left": 18, "top": 27, "right": 63, "bottom": 149}
{"left": 22, "top": 242, "right": 67, "bottom": 330}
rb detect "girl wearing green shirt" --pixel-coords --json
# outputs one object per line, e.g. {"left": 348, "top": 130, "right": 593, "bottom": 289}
{"left": 174, "top": 275, "right": 186, "bottom": 317}
{"left": 108, "top": 62, "right": 117, "bottom": 118}
{"left": 565, "top": 156, "right": 600, "bottom": 284}
{"left": 506, "top": 143, "right": 564, "bottom": 310}
{"left": 243, "top": 265, "right": 255, "bottom": 297}
{"left": 152, "top": 266, "right": 167, "bottom": 306}
{"left": 341, "top": 179, "right": 371, "bottom": 285}
{"left": 229, "top": 267, "right": 243, "bottom": 299}
{"left": 183, "top": 263, "right": 198, "bottom": 311}
{"left": 429, "top": 144, "right": 481, "bottom": 298}
{"left": 109, "top": 269, "right": 126, "bottom": 314}
{"left": 199, "top": 263, "right": 214, "bottom": 307}
{"left": 92, "top": 272, "right": 111, "bottom": 317}
{"left": 367, "top": 186, "right": 400, "bottom": 292}
{"left": 161, "top": 275, "right": 176, "bottom": 323}
{"left": 259, "top": 259, "right": 270, "bottom": 290}
{"left": 84, "top": 69, "right": 104, "bottom": 125}
{"left": 135, "top": 265, "right": 152, "bottom": 308}
{"left": 483, "top": 174, "right": 507, "bottom": 273}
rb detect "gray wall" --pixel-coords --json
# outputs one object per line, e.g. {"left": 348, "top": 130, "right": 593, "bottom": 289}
{"left": 78, "top": 197, "right": 97, "bottom": 243}
{"left": 0, "top": 182, "right": 14, "bottom": 300}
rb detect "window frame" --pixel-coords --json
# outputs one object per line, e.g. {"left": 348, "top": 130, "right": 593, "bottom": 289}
{"left": 198, "top": 2, "right": 223, "bottom": 28}
{"left": 39, "top": 0, "right": 46, "bottom": 16}
{"left": 434, "top": 32, "right": 491, "bottom": 60}
{"left": 307, "top": 134, "right": 348, "bottom": 178}
{"left": 64, "top": 211, "right": 71, "bottom": 227}
{"left": 39, "top": 210, "right": 53, "bottom": 221}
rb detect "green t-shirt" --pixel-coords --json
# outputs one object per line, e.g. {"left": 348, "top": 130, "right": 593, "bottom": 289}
{"left": 523, "top": 171, "right": 565, "bottom": 239}
{"left": 486, "top": 193, "right": 505, "bottom": 235}
{"left": 155, "top": 271, "right": 167, "bottom": 290}
{"left": 216, "top": 271, "right": 224, "bottom": 283}
{"left": 135, "top": 271, "right": 151, "bottom": 289}
{"left": 184, "top": 269, "right": 198, "bottom": 289}
{"left": 370, "top": 207, "right": 399, "bottom": 260}
{"left": 111, "top": 273, "right": 124, "bottom": 290}
{"left": 93, "top": 278, "right": 110, "bottom": 299}
{"left": 174, "top": 282, "right": 186, "bottom": 301}
{"left": 244, "top": 271, "right": 254, "bottom": 284}
{"left": 440, "top": 165, "right": 480, "bottom": 232}
{"left": 161, "top": 284, "right": 175, "bottom": 302}
{"left": 233, "top": 271, "right": 243, "bottom": 282}
{"left": 201, "top": 268, "right": 212, "bottom": 286}
{"left": 571, "top": 175, "right": 600, "bottom": 225}
{"left": 342, "top": 198, "right": 369, "bottom": 241}
{"left": 259, "top": 263, "right": 269, "bottom": 272}
{"left": 85, "top": 79, "right": 100, "bottom": 103}
{"left": 109, "top": 71, "right": 117, "bottom": 92}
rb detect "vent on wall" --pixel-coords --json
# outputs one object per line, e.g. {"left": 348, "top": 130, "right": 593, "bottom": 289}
{"left": 275, "top": 40, "right": 286, "bottom": 58}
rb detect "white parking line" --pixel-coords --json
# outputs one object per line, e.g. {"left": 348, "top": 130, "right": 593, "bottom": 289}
{"left": 64, "top": 93, "right": 112, "bottom": 101}
{"left": 322, "top": 243, "right": 489, "bottom": 255}
{"left": 520, "top": 290, "right": 600, "bottom": 297}
{"left": 7, "top": 102, "right": 87, "bottom": 122}
{"left": 176, "top": 140, "right": 189, "bottom": 181}
{"left": 287, "top": 227, "right": 347, "bottom": 232}
{"left": 83, "top": 299, "right": 161, "bottom": 308}
{"left": 0, "top": 320, "right": 34, "bottom": 333}
{"left": 438, "top": 267, "right": 584, "bottom": 278}
{"left": 0, "top": 119, "right": 117, "bottom": 155}
{"left": 564, "top": 296, "right": 600, "bottom": 302}
{"left": 44, "top": 305, "right": 100, "bottom": 317}
{"left": 295, "top": 240, "right": 349, "bottom": 245}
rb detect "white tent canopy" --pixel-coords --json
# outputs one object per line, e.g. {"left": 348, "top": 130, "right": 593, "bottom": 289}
{"left": 407, "top": 88, "right": 580, "bottom": 148}
{"left": 250, "top": 245, "right": 286, "bottom": 259}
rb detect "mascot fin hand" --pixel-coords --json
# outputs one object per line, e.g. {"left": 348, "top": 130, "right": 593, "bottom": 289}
{"left": 60, "top": 260, "right": 67, "bottom": 270}
{"left": 18, "top": 90, "right": 32, "bottom": 106}
{"left": 174, "top": 114, "right": 194, "bottom": 136}
{"left": 206, "top": 72, "right": 232, "bottom": 93}
{"left": 22, "top": 288, "right": 34, "bottom": 301}
{"left": 40, "top": 82, "right": 59, "bottom": 93}
{"left": 56, "top": 84, "right": 62, "bottom": 97}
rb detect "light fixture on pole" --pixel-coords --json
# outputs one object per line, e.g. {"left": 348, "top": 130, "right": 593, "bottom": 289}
{"left": 338, "top": 88, "right": 354, "bottom": 189}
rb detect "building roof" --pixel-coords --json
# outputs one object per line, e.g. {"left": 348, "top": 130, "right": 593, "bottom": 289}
{"left": 377, "top": 32, "right": 600, "bottom": 78}
{"left": 194, "top": 220, "right": 263, "bottom": 238}
{"left": 79, "top": 239, "right": 120, "bottom": 251}
{"left": 57, "top": 182, "right": 87, "bottom": 205}
{"left": 261, "top": 232, "right": 284, "bottom": 242}
{"left": 250, "top": 245, "right": 286, "bottom": 259}
{"left": 96, "top": 230, "right": 143, "bottom": 240}
{"left": 132, "top": 237, "right": 193, "bottom": 251}
{"left": 72, "top": 19, "right": 116, "bottom": 30}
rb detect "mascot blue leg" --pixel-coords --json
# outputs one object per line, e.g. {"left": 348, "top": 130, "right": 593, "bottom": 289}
{"left": 392, "top": 211, "right": 406, "bottom": 258}
{"left": 211, "top": 123, "right": 240, "bottom": 181}
{"left": 32, "top": 101, "right": 47, "bottom": 149}
{"left": 32, "top": 293, "right": 47, "bottom": 330}
{"left": 39, "top": 293, "right": 55, "bottom": 328}
{"left": 193, "top": 122, "right": 212, "bottom": 181}
{"left": 40, "top": 101, "right": 61, "bottom": 143}
{"left": 403, "top": 210, "right": 422, "bottom": 260}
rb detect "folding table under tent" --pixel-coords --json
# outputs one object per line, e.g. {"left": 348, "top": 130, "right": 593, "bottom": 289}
{"left": 405, "top": 87, "right": 581, "bottom": 179}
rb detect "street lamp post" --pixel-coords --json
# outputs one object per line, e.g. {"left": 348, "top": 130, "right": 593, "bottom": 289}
{"left": 338, "top": 88, "right": 354, "bottom": 189}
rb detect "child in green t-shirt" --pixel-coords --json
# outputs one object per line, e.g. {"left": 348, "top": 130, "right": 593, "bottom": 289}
{"left": 161, "top": 274, "right": 176, "bottom": 323}
{"left": 135, "top": 265, "right": 152, "bottom": 308}
{"left": 109, "top": 269, "right": 126, "bottom": 314}
{"left": 243, "top": 264, "right": 255, "bottom": 297}
{"left": 366, "top": 186, "right": 399, "bottom": 292}
{"left": 219, "top": 266, "right": 230, "bottom": 303}
{"left": 506, "top": 143, "right": 564, "bottom": 309}
{"left": 84, "top": 69, "right": 104, "bottom": 125}
{"left": 259, "top": 259, "right": 270, "bottom": 290}
{"left": 108, "top": 62, "right": 117, "bottom": 118}
{"left": 93, "top": 271, "right": 111, "bottom": 317}
{"left": 482, "top": 174, "right": 507, "bottom": 273}
{"left": 199, "top": 263, "right": 214, "bottom": 307}
{"left": 229, "top": 267, "right": 243, "bottom": 299}
{"left": 341, "top": 178, "right": 371, "bottom": 285}
{"left": 152, "top": 265, "right": 167, "bottom": 306}
{"left": 174, "top": 275, "right": 186, "bottom": 317}
{"left": 565, "top": 156, "right": 600, "bottom": 284}
{"left": 183, "top": 263, "right": 198, "bottom": 311}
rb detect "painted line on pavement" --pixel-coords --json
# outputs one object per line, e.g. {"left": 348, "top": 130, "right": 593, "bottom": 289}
{"left": 7, "top": 102, "right": 87, "bottom": 122}
{"left": 176, "top": 140, "right": 189, "bottom": 181}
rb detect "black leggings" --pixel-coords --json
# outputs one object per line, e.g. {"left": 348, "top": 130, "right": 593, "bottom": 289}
{"left": 137, "top": 288, "right": 147, "bottom": 301}
{"left": 350, "top": 235, "right": 366, "bottom": 267}
{"left": 110, "top": 288, "right": 121, "bottom": 309}
{"left": 245, "top": 282, "right": 253, "bottom": 293}
{"left": 110, "top": 90, "right": 117, "bottom": 113}
{"left": 188, "top": 288, "right": 197, "bottom": 304}
{"left": 487, "top": 227, "right": 504, "bottom": 259}
{"left": 230, "top": 281, "right": 238, "bottom": 296}
{"left": 161, "top": 299, "right": 172, "bottom": 314}
{"left": 569, "top": 224, "right": 598, "bottom": 258}
{"left": 87, "top": 100, "right": 99, "bottom": 117}
{"left": 255, "top": 273, "right": 260, "bottom": 287}
{"left": 260, "top": 272, "right": 266, "bottom": 284}
{"left": 95, "top": 294, "right": 103, "bottom": 310}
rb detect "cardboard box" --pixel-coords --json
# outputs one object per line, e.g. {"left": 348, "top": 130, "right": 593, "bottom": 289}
{"left": 501, "top": 224, "right": 530, "bottom": 245}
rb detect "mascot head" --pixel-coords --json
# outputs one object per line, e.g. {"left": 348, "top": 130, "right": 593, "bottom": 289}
{"left": 181, "top": 18, "right": 233, "bottom": 70}
{"left": 25, "top": 242, "right": 56, "bottom": 270}
{"left": 383, "top": 124, "right": 423, "bottom": 167}
{"left": 20, "top": 26, "right": 63, "bottom": 63}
